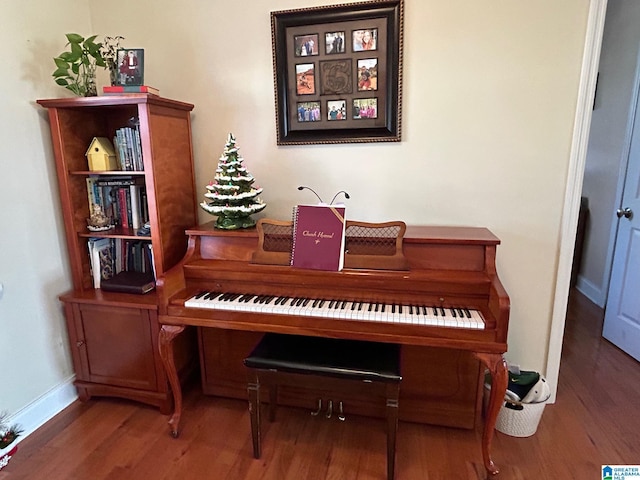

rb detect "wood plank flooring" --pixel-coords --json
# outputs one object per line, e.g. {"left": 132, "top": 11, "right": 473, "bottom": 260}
{"left": 2, "top": 290, "right": 639, "bottom": 479}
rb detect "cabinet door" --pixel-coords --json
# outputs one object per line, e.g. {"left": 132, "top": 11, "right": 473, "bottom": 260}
{"left": 71, "top": 303, "right": 158, "bottom": 390}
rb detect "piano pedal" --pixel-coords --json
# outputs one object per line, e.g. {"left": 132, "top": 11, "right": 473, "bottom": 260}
{"left": 337, "top": 401, "right": 346, "bottom": 421}
{"left": 311, "top": 398, "right": 323, "bottom": 416}
{"left": 325, "top": 399, "right": 333, "bottom": 419}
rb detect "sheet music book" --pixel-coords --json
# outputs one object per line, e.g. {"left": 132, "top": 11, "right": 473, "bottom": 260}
{"left": 291, "top": 204, "right": 346, "bottom": 271}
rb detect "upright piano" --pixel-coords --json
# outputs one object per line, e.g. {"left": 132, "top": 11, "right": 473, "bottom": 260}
{"left": 157, "top": 221, "right": 510, "bottom": 475}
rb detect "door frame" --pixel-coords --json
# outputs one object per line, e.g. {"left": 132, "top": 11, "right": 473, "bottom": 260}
{"left": 546, "top": 0, "right": 608, "bottom": 402}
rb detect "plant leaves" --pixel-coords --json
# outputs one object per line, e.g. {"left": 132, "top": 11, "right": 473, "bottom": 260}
{"left": 55, "top": 78, "right": 70, "bottom": 86}
{"left": 52, "top": 67, "right": 69, "bottom": 77}
{"left": 53, "top": 58, "right": 69, "bottom": 69}
{"left": 66, "top": 33, "right": 84, "bottom": 44}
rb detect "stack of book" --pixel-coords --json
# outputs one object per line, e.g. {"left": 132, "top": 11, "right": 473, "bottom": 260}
{"left": 87, "top": 237, "right": 155, "bottom": 293}
{"left": 102, "top": 85, "right": 160, "bottom": 96}
{"left": 113, "top": 124, "right": 144, "bottom": 171}
{"left": 86, "top": 176, "right": 148, "bottom": 231}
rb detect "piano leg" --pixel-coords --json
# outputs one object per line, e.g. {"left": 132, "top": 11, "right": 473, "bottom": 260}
{"left": 473, "top": 352, "right": 508, "bottom": 476}
{"left": 159, "top": 324, "right": 185, "bottom": 438}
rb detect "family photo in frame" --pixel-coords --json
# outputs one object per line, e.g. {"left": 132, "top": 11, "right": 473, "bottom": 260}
{"left": 116, "top": 48, "right": 145, "bottom": 86}
{"left": 271, "top": 0, "right": 404, "bottom": 145}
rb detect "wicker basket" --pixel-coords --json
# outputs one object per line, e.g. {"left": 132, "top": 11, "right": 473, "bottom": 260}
{"left": 484, "top": 383, "right": 549, "bottom": 438}
{"left": 495, "top": 399, "right": 547, "bottom": 437}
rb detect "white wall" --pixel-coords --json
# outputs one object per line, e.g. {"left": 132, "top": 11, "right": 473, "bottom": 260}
{"left": 0, "top": 1, "right": 91, "bottom": 429}
{"left": 579, "top": 0, "right": 640, "bottom": 307}
{"left": 89, "top": 0, "right": 589, "bottom": 373}
{"left": 2, "top": 0, "right": 593, "bottom": 435}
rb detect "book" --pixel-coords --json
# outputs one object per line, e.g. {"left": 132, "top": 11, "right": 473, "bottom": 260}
{"left": 100, "top": 270, "right": 156, "bottom": 294}
{"left": 291, "top": 204, "right": 346, "bottom": 271}
{"left": 88, "top": 238, "right": 114, "bottom": 288}
{"left": 102, "top": 85, "right": 159, "bottom": 95}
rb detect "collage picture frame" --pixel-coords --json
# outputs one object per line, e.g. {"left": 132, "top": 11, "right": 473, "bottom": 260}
{"left": 271, "top": 0, "right": 404, "bottom": 145}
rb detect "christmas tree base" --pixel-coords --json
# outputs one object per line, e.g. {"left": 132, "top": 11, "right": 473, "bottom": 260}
{"left": 215, "top": 215, "right": 257, "bottom": 230}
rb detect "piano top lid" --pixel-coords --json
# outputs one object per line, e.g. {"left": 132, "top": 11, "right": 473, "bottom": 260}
{"left": 187, "top": 222, "right": 501, "bottom": 246}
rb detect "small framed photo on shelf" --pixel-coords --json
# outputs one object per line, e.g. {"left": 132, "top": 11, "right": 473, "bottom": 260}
{"left": 270, "top": 0, "right": 404, "bottom": 145}
{"left": 116, "top": 48, "right": 144, "bottom": 86}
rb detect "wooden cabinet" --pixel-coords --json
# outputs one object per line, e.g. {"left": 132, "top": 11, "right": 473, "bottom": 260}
{"left": 38, "top": 95, "right": 198, "bottom": 412}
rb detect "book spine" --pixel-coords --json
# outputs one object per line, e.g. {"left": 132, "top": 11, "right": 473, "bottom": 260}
{"left": 103, "top": 85, "right": 158, "bottom": 94}
{"left": 130, "top": 184, "right": 141, "bottom": 230}
{"left": 118, "top": 188, "right": 129, "bottom": 229}
{"left": 133, "top": 127, "right": 144, "bottom": 171}
{"left": 86, "top": 177, "right": 97, "bottom": 214}
{"left": 290, "top": 206, "right": 299, "bottom": 266}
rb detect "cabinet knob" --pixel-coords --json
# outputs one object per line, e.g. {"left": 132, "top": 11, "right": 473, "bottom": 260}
{"left": 76, "top": 340, "right": 85, "bottom": 348}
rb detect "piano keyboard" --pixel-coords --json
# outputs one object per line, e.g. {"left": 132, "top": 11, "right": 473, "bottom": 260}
{"left": 184, "top": 291, "right": 485, "bottom": 329}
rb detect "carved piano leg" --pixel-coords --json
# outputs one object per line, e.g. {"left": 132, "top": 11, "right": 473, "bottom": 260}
{"left": 159, "top": 324, "right": 185, "bottom": 438}
{"left": 473, "top": 352, "right": 508, "bottom": 476}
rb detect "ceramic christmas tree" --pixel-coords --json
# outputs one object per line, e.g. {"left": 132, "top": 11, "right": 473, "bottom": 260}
{"left": 200, "top": 133, "right": 266, "bottom": 229}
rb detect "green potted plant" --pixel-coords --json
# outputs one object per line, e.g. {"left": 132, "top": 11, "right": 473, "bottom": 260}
{"left": 100, "top": 35, "right": 125, "bottom": 86}
{"left": 52, "top": 33, "right": 106, "bottom": 96}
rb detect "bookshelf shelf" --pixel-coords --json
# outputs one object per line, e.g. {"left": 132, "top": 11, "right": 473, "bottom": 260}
{"left": 38, "top": 94, "right": 198, "bottom": 412}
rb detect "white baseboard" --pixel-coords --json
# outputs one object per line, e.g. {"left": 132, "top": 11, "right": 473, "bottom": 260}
{"left": 7, "top": 377, "right": 78, "bottom": 446}
{"left": 575, "top": 274, "right": 606, "bottom": 307}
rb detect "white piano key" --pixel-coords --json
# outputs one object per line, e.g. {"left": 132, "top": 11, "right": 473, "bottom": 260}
{"left": 184, "top": 292, "right": 485, "bottom": 330}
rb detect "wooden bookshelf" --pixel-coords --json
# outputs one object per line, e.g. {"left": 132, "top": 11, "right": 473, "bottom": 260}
{"left": 38, "top": 94, "right": 198, "bottom": 412}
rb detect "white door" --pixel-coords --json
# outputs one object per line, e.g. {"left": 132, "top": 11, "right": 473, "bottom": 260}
{"left": 603, "top": 85, "right": 640, "bottom": 362}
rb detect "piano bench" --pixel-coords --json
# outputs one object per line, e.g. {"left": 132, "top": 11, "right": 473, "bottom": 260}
{"left": 243, "top": 333, "right": 402, "bottom": 480}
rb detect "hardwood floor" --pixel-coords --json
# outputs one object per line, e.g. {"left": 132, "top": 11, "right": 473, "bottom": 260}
{"left": 2, "top": 290, "right": 639, "bottom": 479}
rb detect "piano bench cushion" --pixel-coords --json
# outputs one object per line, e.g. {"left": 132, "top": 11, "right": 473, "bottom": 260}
{"left": 244, "top": 333, "right": 402, "bottom": 383}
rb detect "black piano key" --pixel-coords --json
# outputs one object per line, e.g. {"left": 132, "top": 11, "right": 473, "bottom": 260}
{"left": 312, "top": 298, "right": 320, "bottom": 308}
{"left": 409, "top": 305, "right": 413, "bottom": 315}
{"left": 340, "top": 301, "right": 346, "bottom": 310}
{"left": 439, "top": 307, "right": 446, "bottom": 316}
{"left": 381, "top": 304, "right": 386, "bottom": 312}
{"left": 194, "top": 291, "right": 208, "bottom": 299}
{"left": 464, "top": 308, "right": 472, "bottom": 318}
{"left": 375, "top": 303, "right": 379, "bottom": 312}
{"left": 351, "top": 302, "right": 357, "bottom": 310}
{"left": 318, "top": 299, "right": 326, "bottom": 308}
{"left": 457, "top": 308, "right": 464, "bottom": 317}
{"left": 289, "top": 298, "right": 298, "bottom": 306}
{"left": 265, "top": 296, "right": 276, "bottom": 304}
{"left": 302, "top": 298, "right": 310, "bottom": 307}
{"left": 399, "top": 305, "right": 403, "bottom": 314}
{"left": 451, "top": 308, "right": 457, "bottom": 318}
{"left": 432, "top": 307, "right": 438, "bottom": 316}
{"left": 328, "top": 300, "right": 335, "bottom": 308}
{"left": 368, "top": 303, "right": 373, "bottom": 312}
{"left": 358, "top": 302, "right": 363, "bottom": 311}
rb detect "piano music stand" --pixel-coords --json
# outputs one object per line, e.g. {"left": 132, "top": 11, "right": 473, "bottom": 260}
{"left": 244, "top": 333, "right": 402, "bottom": 480}
{"left": 252, "top": 218, "right": 409, "bottom": 270}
